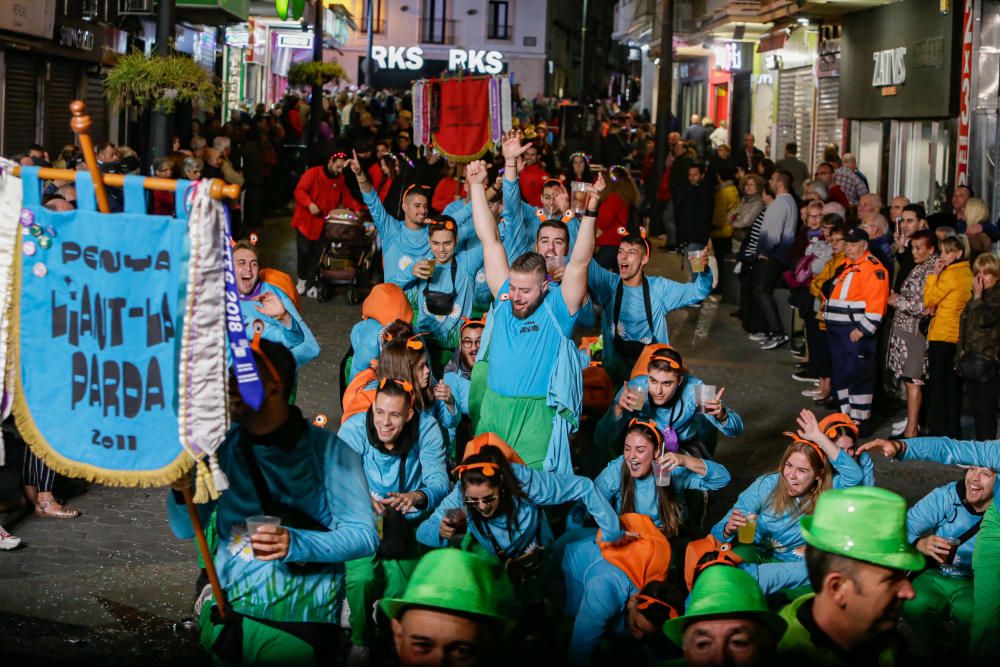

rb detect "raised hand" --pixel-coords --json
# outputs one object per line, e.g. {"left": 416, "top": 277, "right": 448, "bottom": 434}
{"left": 465, "top": 160, "right": 488, "bottom": 185}
{"left": 346, "top": 150, "right": 364, "bottom": 176}
{"left": 501, "top": 129, "right": 531, "bottom": 163}
{"left": 795, "top": 408, "right": 823, "bottom": 443}
{"left": 254, "top": 291, "right": 290, "bottom": 326}
{"left": 857, "top": 438, "right": 904, "bottom": 458}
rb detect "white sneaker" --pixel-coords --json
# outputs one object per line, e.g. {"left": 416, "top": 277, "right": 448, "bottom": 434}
{"left": 296, "top": 279, "right": 307, "bottom": 295}
{"left": 306, "top": 286, "right": 318, "bottom": 299}
{"left": 0, "top": 524, "right": 21, "bottom": 550}
{"left": 748, "top": 332, "right": 768, "bottom": 341}
{"left": 802, "top": 387, "right": 825, "bottom": 397}
{"left": 892, "top": 418, "right": 908, "bottom": 432}
{"left": 193, "top": 584, "right": 213, "bottom": 616}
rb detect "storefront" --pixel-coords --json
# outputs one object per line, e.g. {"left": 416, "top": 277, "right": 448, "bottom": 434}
{"left": 840, "top": 0, "right": 961, "bottom": 208}
{"left": 676, "top": 57, "right": 709, "bottom": 126}
{"left": 965, "top": 0, "right": 1000, "bottom": 220}
{"left": 813, "top": 24, "right": 843, "bottom": 165}
{"left": 709, "top": 41, "right": 753, "bottom": 147}
{"left": 758, "top": 25, "right": 818, "bottom": 164}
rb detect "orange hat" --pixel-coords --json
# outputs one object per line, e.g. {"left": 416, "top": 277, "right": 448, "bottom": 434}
{"left": 683, "top": 535, "right": 744, "bottom": 591}
{"left": 362, "top": 283, "right": 413, "bottom": 326}
{"left": 818, "top": 413, "right": 859, "bottom": 439}
{"left": 461, "top": 432, "right": 526, "bottom": 466}
{"left": 598, "top": 513, "right": 671, "bottom": 589}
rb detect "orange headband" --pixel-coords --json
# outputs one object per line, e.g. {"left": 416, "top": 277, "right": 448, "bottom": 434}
{"left": 454, "top": 462, "right": 500, "bottom": 477}
{"left": 378, "top": 377, "right": 414, "bottom": 394}
{"left": 648, "top": 348, "right": 685, "bottom": 372}
{"left": 784, "top": 432, "right": 827, "bottom": 462}
{"left": 629, "top": 417, "right": 663, "bottom": 448}
{"left": 634, "top": 594, "right": 679, "bottom": 618}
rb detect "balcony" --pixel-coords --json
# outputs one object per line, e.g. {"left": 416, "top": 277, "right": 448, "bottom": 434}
{"left": 355, "top": 16, "right": 386, "bottom": 34}
{"left": 420, "top": 18, "right": 456, "bottom": 45}
{"left": 487, "top": 23, "right": 512, "bottom": 40}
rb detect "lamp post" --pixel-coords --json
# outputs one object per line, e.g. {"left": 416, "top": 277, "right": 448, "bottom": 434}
{"left": 651, "top": 0, "right": 674, "bottom": 236}
{"left": 310, "top": 0, "right": 324, "bottom": 166}
{"left": 150, "top": 0, "right": 175, "bottom": 164}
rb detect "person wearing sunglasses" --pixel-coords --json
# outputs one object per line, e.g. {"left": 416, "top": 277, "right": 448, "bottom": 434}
{"left": 233, "top": 240, "right": 320, "bottom": 367}
{"left": 407, "top": 216, "right": 485, "bottom": 359}
{"left": 467, "top": 146, "right": 599, "bottom": 475}
{"left": 337, "top": 377, "right": 449, "bottom": 657}
{"left": 291, "top": 151, "right": 362, "bottom": 298}
{"left": 168, "top": 338, "right": 378, "bottom": 664}
{"left": 562, "top": 514, "right": 680, "bottom": 665}
{"left": 709, "top": 429, "right": 863, "bottom": 598}
{"left": 597, "top": 346, "right": 743, "bottom": 464}
{"left": 595, "top": 418, "right": 730, "bottom": 537}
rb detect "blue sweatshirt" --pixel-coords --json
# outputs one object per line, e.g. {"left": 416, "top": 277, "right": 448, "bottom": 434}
{"left": 595, "top": 455, "right": 731, "bottom": 528}
{"left": 337, "top": 411, "right": 451, "bottom": 518}
{"left": 363, "top": 189, "right": 430, "bottom": 289}
{"left": 901, "top": 436, "right": 1000, "bottom": 517}
{"left": 239, "top": 282, "right": 320, "bottom": 367}
{"left": 406, "top": 248, "right": 484, "bottom": 349}
{"left": 907, "top": 481, "right": 982, "bottom": 578}
{"left": 563, "top": 538, "right": 635, "bottom": 665}
{"left": 166, "top": 420, "right": 378, "bottom": 624}
{"left": 416, "top": 464, "right": 623, "bottom": 554}
{"left": 349, "top": 318, "right": 383, "bottom": 380}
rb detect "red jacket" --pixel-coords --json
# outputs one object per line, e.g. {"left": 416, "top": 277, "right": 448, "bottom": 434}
{"left": 367, "top": 162, "right": 383, "bottom": 193}
{"left": 519, "top": 163, "right": 549, "bottom": 208}
{"left": 432, "top": 177, "right": 466, "bottom": 213}
{"left": 291, "top": 166, "right": 360, "bottom": 240}
{"left": 596, "top": 192, "right": 630, "bottom": 247}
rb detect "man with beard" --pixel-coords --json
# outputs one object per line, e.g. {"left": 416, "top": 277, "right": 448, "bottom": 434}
{"left": 588, "top": 234, "right": 712, "bottom": 384}
{"left": 291, "top": 151, "right": 361, "bottom": 297}
{"left": 168, "top": 339, "right": 378, "bottom": 665}
{"left": 903, "top": 465, "right": 995, "bottom": 661}
{"left": 349, "top": 150, "right": 432, "bottom": 289}
{"left": 466, "top": 153, "right": 597, "bottom": 474}
{"left": 337, "top": 379, "right": 450, "bottom": 664}
{"left": 776, "top": 487, "right": 922, "bottom": 666}
{"left": 233, "top": 241, "right": 319, "bottom": 366}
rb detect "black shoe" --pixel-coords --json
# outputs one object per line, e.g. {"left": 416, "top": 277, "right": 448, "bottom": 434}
{"left": 760, "top": 334, "right": 790, "bottom": 350}
{"left": 792, "top": 370, "right": 819, "bottom": 382}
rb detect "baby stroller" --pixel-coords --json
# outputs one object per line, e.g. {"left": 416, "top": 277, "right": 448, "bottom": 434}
{"left": 316, "top": 208, "right": 377, "bottom": 304}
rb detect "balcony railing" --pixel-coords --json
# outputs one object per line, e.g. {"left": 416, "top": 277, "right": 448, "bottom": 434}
{"left": 356, "top": 16, "right": 386, "bottom": 34}
{"left": 420, "top": 18, "right": 456, "bottom": 45}
{"left": 487, "top": 23, "right": 512, "bottom": 40}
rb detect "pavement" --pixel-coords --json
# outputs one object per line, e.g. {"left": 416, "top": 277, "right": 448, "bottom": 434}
{"left": 0, "top": 218, "right": 959, "bottom": 665}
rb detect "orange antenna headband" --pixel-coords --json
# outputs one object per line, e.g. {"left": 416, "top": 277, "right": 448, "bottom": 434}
{"left": 783, "top": 432, "right": 827, "bottom": 463}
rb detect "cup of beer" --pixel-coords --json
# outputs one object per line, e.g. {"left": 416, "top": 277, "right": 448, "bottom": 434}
{"left": 695, "top": 384, "right": 717, "bottom": 414}
{"left": 245, "top": 515, "right": 282, "bottom": 558}
{"left": 737, "top": 513, "right": 758, "bottom": 544}
{"left": 940, "top": 536, "right": 962, "bottom": 574}
{"left": 688, "top": 250, "right": 707, "bottom": 273}
{"left": 571, "top": 181, "right": 588, "bottom": 214}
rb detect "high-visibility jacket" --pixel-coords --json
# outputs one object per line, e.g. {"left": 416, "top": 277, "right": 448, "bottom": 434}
{"left": 824, "top": 251, "right": 889, "bottom": 337}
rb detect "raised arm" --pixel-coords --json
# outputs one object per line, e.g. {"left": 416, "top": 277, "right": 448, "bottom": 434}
{"left": 347, "top": 150, "right": 374, "bottom": 195}
{"left": 468, "top": 160, "right": 509, "bottom": 297}
{"left": 502, "top": 129, "right": 530, "bottom": 183}
{"left": 561, "top": 174, "right": 604, "bottom": 315}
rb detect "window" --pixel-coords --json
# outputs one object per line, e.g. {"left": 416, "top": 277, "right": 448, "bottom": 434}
{"left": 488, "top": 1, "right": 510, "bottom": 40}
{"left": 420, "top": 0, "right": 454, "bottom": 44}
{"left": 360, "top": 0, "right": 386, "bottom": 34}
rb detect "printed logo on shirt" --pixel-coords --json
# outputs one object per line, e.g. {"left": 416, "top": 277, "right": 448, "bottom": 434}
{"left": 398, "top": 255, "right": 414, "bottom": 271}
{"left": 519, "top": 322, "right": 539, "bottom": 334}
{"left": 228, "top": 525, "right": 255, "bottom": 562}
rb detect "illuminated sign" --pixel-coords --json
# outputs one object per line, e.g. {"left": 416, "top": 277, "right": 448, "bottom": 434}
{"left": 871, "top": 47, "right": 906, "bottom": 87}
{"left": 370, "top": 45, "right": 505, "bottom": 74}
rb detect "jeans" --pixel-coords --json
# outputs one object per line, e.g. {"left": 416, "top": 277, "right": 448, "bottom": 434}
{"left": 295, "top": 230, "right": 324, "bottom": 284}
{"left": 752, "top": 257, "right": 785, "bottom": 335}
{"left": 926, "top": 341, "right": 963, "bottom": 438}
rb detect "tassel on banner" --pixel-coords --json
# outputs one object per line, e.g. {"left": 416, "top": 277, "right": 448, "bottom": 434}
{"left": 193, "top": 458, "right": 220, "bottom": 504}
{"left": 209, "top": 453, "right": 229, "bottom": 492}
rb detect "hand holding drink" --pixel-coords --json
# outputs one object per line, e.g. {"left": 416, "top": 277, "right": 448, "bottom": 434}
{"left": 688, "top": 249, "right": 709, "bottom": 273}
{"left": 725, "top": 509, "right": 757, "bottom": 544}
{"left": 695, "top": 385, "right": 717, "bottom": 414}
{"left": 245, "top": 516, "right": 289, "bottom": 560}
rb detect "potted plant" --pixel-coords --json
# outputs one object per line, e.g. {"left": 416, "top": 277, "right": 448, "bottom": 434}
{"left": 286, "top": 61, "right": 351, "bottom": 89}
{"left": 104, "top": 53, "right": 219, "bottom": 113}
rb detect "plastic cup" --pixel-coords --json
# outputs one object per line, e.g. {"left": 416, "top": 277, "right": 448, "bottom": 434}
{"left": 545, "top": 255, "right": 567, "bottom": 273}
{"left": 245, "top": 515, "right": 282, "bottom": 558}
{"left": 695, "top": 384, "right": 717, "bottom": 414}
{"left": 941, "top": 536, "right": 961, "bottom": 567}
{"left": 571, "top": 181, "right": 588, "bottom": 213}
{"left": 688, "top": 250, "right": 706, "bottom": 273}
{"left": 630, "top": 385, "right": 648, "bottom": 409}
{"left": 651, "top": 459, "right": 672, "bottom": 487}
{"left": 737, "top": 514, "right": 758, "bottom": 544}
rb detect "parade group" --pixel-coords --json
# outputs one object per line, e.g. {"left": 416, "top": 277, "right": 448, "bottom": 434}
{"left": 5, "top": 95, "right": 1000, "bottom": 667}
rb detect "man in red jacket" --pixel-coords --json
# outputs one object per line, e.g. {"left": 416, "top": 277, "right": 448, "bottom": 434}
{"left": 291, "top": 152, "right": 361, "bottom": 298}
{"left": 519, "top": 141, "right": 550, "bottom": 208}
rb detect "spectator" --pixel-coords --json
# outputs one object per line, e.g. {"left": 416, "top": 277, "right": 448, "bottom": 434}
{"left": 151, "top": 157, "right": 176, "bottom": 216}
{"left": 211, "top": 136, "right": 244, "bottom": 186}
{"left": 843, "top": 153, "right": 869, "bottom": 191}
{"left": 857, "top": 193, "right": 882, "bottom": 219}
{"left": 888, "top": 195, "right": 910, "bottom": 223}
{"left": 831, "top": 155, "right": 868, "bottom": 205}
{"left": 675, "top": 163, "right": 713, "bottom": 259}
{"left": 753, "top": 170, "right": 798, "bottom": 350}
{"left": 594, "top": 166, "right": 639, "bottom": 271}
{"left": 893, "top": 203, "right": 928, "bottom": 292}
{"left": 710, "top": 165, "right": 740, "bottom": 269}
{"left": 804, "top": 220, "right": 848, "bottom": 403}
{"left": 708, "top": 119, "right": 729, "bottom": 150}
{"left": 683, "top": 114, "right": 708, "bottom": 161}
{"left": 957, "top": 253, "right": 1000, "bottom": 439}
{"left": 735, "top": 133, "right": 763, "bottom": 174}
{"left": 774, "top": 142, "right": 809, "bottom": 197}
{"left": 963, "top": 198, "right": 993, "bottom": 263}
{"left": 181, "top": 157, "right": 203, "bottom": 181}
{"left": 812, "top": 163, "right": 850, "bottom": 209}
{"left": 518, "top": 142, "right": 550, "bottom": 208}
{"left": 887, "top": 229, "right": 938, "bottom": 438}
{"left": 923, "top": 235, "right": 974, "bottom": 437}
{"left": 734, "top": 180, "right": 770, "bottom": 336}
{"left": 860, "top": 214, "right": 894, "bottom": 282}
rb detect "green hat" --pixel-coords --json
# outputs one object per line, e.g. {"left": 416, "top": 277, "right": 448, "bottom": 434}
{"left": 799, "top": 487, "right": 924, "bottom": 572}
{"left": 663, "top": 565, "right": 786, "bottom": 645}
{"left": 379, "top": 549, "right": 515, "bottom": 629}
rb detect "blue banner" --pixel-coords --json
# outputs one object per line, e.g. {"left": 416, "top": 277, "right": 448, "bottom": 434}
{"left": 13, "top": 169, "right": 193, "bottom": 485}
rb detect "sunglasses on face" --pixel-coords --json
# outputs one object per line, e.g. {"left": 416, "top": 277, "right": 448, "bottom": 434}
{"left": 463, "top": 494, "right": 498, "bottom": 506}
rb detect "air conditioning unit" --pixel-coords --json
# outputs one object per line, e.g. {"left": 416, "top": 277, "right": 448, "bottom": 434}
{"left": 119, "top": 0, "right": 155, "bottom": 15}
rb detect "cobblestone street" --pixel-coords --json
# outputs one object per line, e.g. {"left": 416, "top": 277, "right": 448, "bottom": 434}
{"left": 0, "top": 217, "right": 958, "bottom": 665}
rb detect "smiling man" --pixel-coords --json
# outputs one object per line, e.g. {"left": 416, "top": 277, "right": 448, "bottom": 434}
{"left": 588, "top": 234, "right": 712, "bottom": 384}
{"left": 467, "top": 137, "right": 597, "bottom": 474}
{"left": 777, "top": 487, "right": 923, "bottom": 665}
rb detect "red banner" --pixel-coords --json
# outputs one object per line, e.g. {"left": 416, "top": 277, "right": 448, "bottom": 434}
{"left": 955, "top": 0, "right": 974, "bottom": 186}
{"left": 432, "top": 78, "right": 492, "bottom": 161}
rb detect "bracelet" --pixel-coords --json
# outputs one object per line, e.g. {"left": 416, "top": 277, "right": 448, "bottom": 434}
{"left": 505, "top": 162, "right": 517, "bottom": 168}
{"left": 584, "top": 208, "right": 598, "bottom": 218}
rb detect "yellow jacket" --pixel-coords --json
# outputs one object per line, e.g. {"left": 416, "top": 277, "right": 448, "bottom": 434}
{"left": 810, "top": 252, "right": 847, "bottom": 299}
{"left": 710, "top": 182, "right": 740, "bottom": 239}
{"left": 924, "top": 260, "right": 974, "bottom": 343}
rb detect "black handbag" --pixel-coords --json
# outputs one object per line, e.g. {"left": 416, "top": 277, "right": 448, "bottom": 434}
{"left": 955, "top": 351, "right": 999, "bottom": 382}
{"left": 918, "top": 315, "right": 932, "bottom": 337}
{"left": 423, "top": 260, "right": 458, "bottom": 316}
{"left": 378, "top": 452, "right": 419, "bottom": 559}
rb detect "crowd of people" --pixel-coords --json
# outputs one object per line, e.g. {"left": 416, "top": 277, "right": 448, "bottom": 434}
{"left": 2, "top": 87, "right": 1000, "bottom": 667}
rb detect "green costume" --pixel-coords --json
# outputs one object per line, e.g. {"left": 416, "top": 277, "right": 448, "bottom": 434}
{"left": 905, "top": 570, "right": 974, "bottom": 657}
{"left": 346, "top": 553, "right": 421, "bottom": 646}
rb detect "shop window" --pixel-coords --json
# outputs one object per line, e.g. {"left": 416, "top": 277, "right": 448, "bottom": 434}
{"left": 421, "top": 0, "right": 455, "bottom": 45}
{"left": 360, "top": 0, "right": 386, "bottom": 34}
{"left": 488, "top": 1, "right": 511, "bottom": 40}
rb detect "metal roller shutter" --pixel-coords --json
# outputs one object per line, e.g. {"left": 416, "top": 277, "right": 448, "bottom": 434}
{"left": 776, "top": 67, "right": 814, "bottom": 167}
{"left": 84, "top": 72, "right": 108, "bottom": 143}
{"left": 813, "top": 77, "right": 842, "bottom": 167}
{"left": 2, "top": 53, "right": 40, "bottom": 157}
{"left": 44, "top": 61, "right": 80, "bottom": 154}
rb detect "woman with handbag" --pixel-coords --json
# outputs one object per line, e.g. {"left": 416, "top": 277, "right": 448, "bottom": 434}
{"left": 957, "top": 253, "right": 1000, "bottom": 439}
{"left": 923, "top": 235, "right": 974, "bottom": 438}
{"left": 887, "top": 229, "right": 938, "bottom": 438}
{"left": 338, "top": 378, "right": 450, "bottom": 659}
